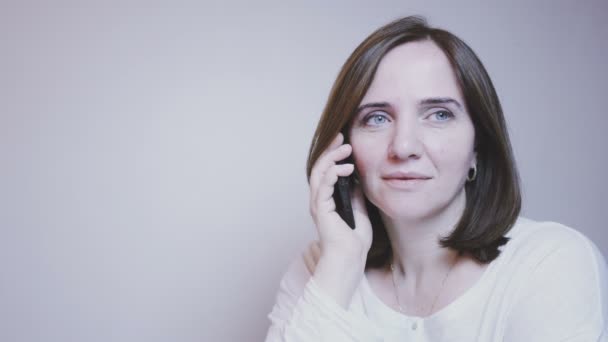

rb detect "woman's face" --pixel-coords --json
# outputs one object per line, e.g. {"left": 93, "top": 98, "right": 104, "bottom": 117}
{"left": 348, "top": 40, "right": 476, "bottom": 222}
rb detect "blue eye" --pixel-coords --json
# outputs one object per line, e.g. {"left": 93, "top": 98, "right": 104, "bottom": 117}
{"left": 432, "top": 110, "right": 454, "bottom": 121}
{"left": 364, "top": 113, "right": 389, "bottom": 126}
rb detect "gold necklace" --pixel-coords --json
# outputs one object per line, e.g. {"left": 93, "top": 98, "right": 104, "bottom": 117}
{"left": 389, "top": 254, "right": 459, "bottom": 318}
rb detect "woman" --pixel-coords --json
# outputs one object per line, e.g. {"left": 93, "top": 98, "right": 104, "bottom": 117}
{"left": 264, "top": 16, "right": 607, "bottom": 341}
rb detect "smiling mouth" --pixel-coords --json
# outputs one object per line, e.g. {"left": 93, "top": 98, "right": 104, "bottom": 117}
{"left": 385, "top": 177, "right": 429, "bottom": 181}
{"left": 382, "top": 175, "right": 432, "bottom": 181}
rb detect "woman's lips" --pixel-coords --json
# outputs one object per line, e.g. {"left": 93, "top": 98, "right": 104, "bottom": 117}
{"left": 383, "top": 176, "right": 431, "bottom": 189}
{"left": 383, "top": 171, "right": 431, "bottom": 179}
{"left": 381, "top": 171, "right": 432, "bottom": 189}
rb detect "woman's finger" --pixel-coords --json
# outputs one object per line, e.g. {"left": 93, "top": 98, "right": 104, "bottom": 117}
{"left": 314, "top": 163, "right": 355, "bottom": 215}
{"left": 309, "top": 133, "right": 344, "bottom": 189}
{"left": 310, "top": 161, "right": 353, "bottom": 221}
{"left": 309, "top": 143, "right": 352, "bottom": 195}
{"left": 319, "top": 132, "right": 344, "bottom": 159}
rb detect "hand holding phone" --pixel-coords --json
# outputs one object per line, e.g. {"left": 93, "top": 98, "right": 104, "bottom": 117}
{"left": 308, "top": 132, "right": 372, "bottom": 260}
{"left": 308, "top": 132, "right": 373, "bottom": 307}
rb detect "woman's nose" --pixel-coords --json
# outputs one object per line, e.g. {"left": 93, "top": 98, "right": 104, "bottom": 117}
{"left": 388, "top": 121, "right": 423, "bottom": 160}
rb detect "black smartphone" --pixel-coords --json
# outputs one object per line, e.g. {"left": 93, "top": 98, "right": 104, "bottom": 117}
{"left": 333, "top": 134, "right": 356, "bottom": 229}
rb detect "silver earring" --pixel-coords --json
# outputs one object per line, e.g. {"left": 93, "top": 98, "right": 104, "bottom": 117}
{"left": 467, "top": 165, "right": 477, "bottom": 182}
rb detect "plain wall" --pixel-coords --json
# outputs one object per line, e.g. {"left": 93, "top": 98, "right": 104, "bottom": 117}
{"left": 1, "top": 0, "right": 606, "bottom": 341}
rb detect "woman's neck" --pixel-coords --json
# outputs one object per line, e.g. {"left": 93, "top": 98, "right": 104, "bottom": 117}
{"left": 381, "top": 189, "right": 466, "bottom": 287}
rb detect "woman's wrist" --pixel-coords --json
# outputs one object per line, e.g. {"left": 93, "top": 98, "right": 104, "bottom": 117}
{"left": 312, "top": 253, "right": 365, "bottom": 309}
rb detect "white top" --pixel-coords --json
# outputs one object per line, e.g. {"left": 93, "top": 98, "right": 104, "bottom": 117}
{"left": 264, "top": 217, "right": 608, "bottom": 341}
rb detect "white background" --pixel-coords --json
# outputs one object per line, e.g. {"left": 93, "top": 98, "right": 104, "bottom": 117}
{"left": 1, "top": 0, "right": 607, "bottom": 341}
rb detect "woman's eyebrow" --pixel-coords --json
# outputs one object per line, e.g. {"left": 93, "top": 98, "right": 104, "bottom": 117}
{"left": 419, "top": 97, "right": 463, "bottom": 110}
{"left": 355, "top": 98, "right": 463, "bottom": 115}
{"left": 355, "top": 102, "right": 390, "bottom": 115}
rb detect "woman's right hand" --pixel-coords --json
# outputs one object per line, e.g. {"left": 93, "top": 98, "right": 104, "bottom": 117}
{"left": 308, "top": 132, "right": 373, "bottom": 268}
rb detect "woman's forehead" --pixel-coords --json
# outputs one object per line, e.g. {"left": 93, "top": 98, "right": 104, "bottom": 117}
{"left": 361, "top": 40, "right": 464, "bottom": 105}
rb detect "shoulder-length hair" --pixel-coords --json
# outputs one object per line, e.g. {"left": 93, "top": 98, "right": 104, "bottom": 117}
{"left": 305, "top": 15, "right": 521, "bottom": 269}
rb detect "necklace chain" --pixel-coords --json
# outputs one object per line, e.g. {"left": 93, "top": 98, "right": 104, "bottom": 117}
{"left": 389, "top": 254, "right": 458, "bottom": 316}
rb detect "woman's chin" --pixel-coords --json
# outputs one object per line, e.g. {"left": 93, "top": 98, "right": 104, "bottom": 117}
{"left": 376, "top": 203, "right": 437, "bottom": 223}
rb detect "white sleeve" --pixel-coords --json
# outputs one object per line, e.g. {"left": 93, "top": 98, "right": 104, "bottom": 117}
{"left": 504, "top": 231, "right": 608, "bottom": 341}
{"left": 263, "top": 254, "right": 382, "bottom": 342}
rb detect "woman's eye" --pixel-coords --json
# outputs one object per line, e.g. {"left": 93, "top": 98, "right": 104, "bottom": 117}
{"left": 431, "top": 110, "right": 454, "bottom": 121}
{"left": 364, "top": 113, "right": 389, "bottom": 126}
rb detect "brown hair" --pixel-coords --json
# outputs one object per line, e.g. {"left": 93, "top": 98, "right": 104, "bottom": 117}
{"left": 305, "top": 15, "right": 521, "bottom": 270}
